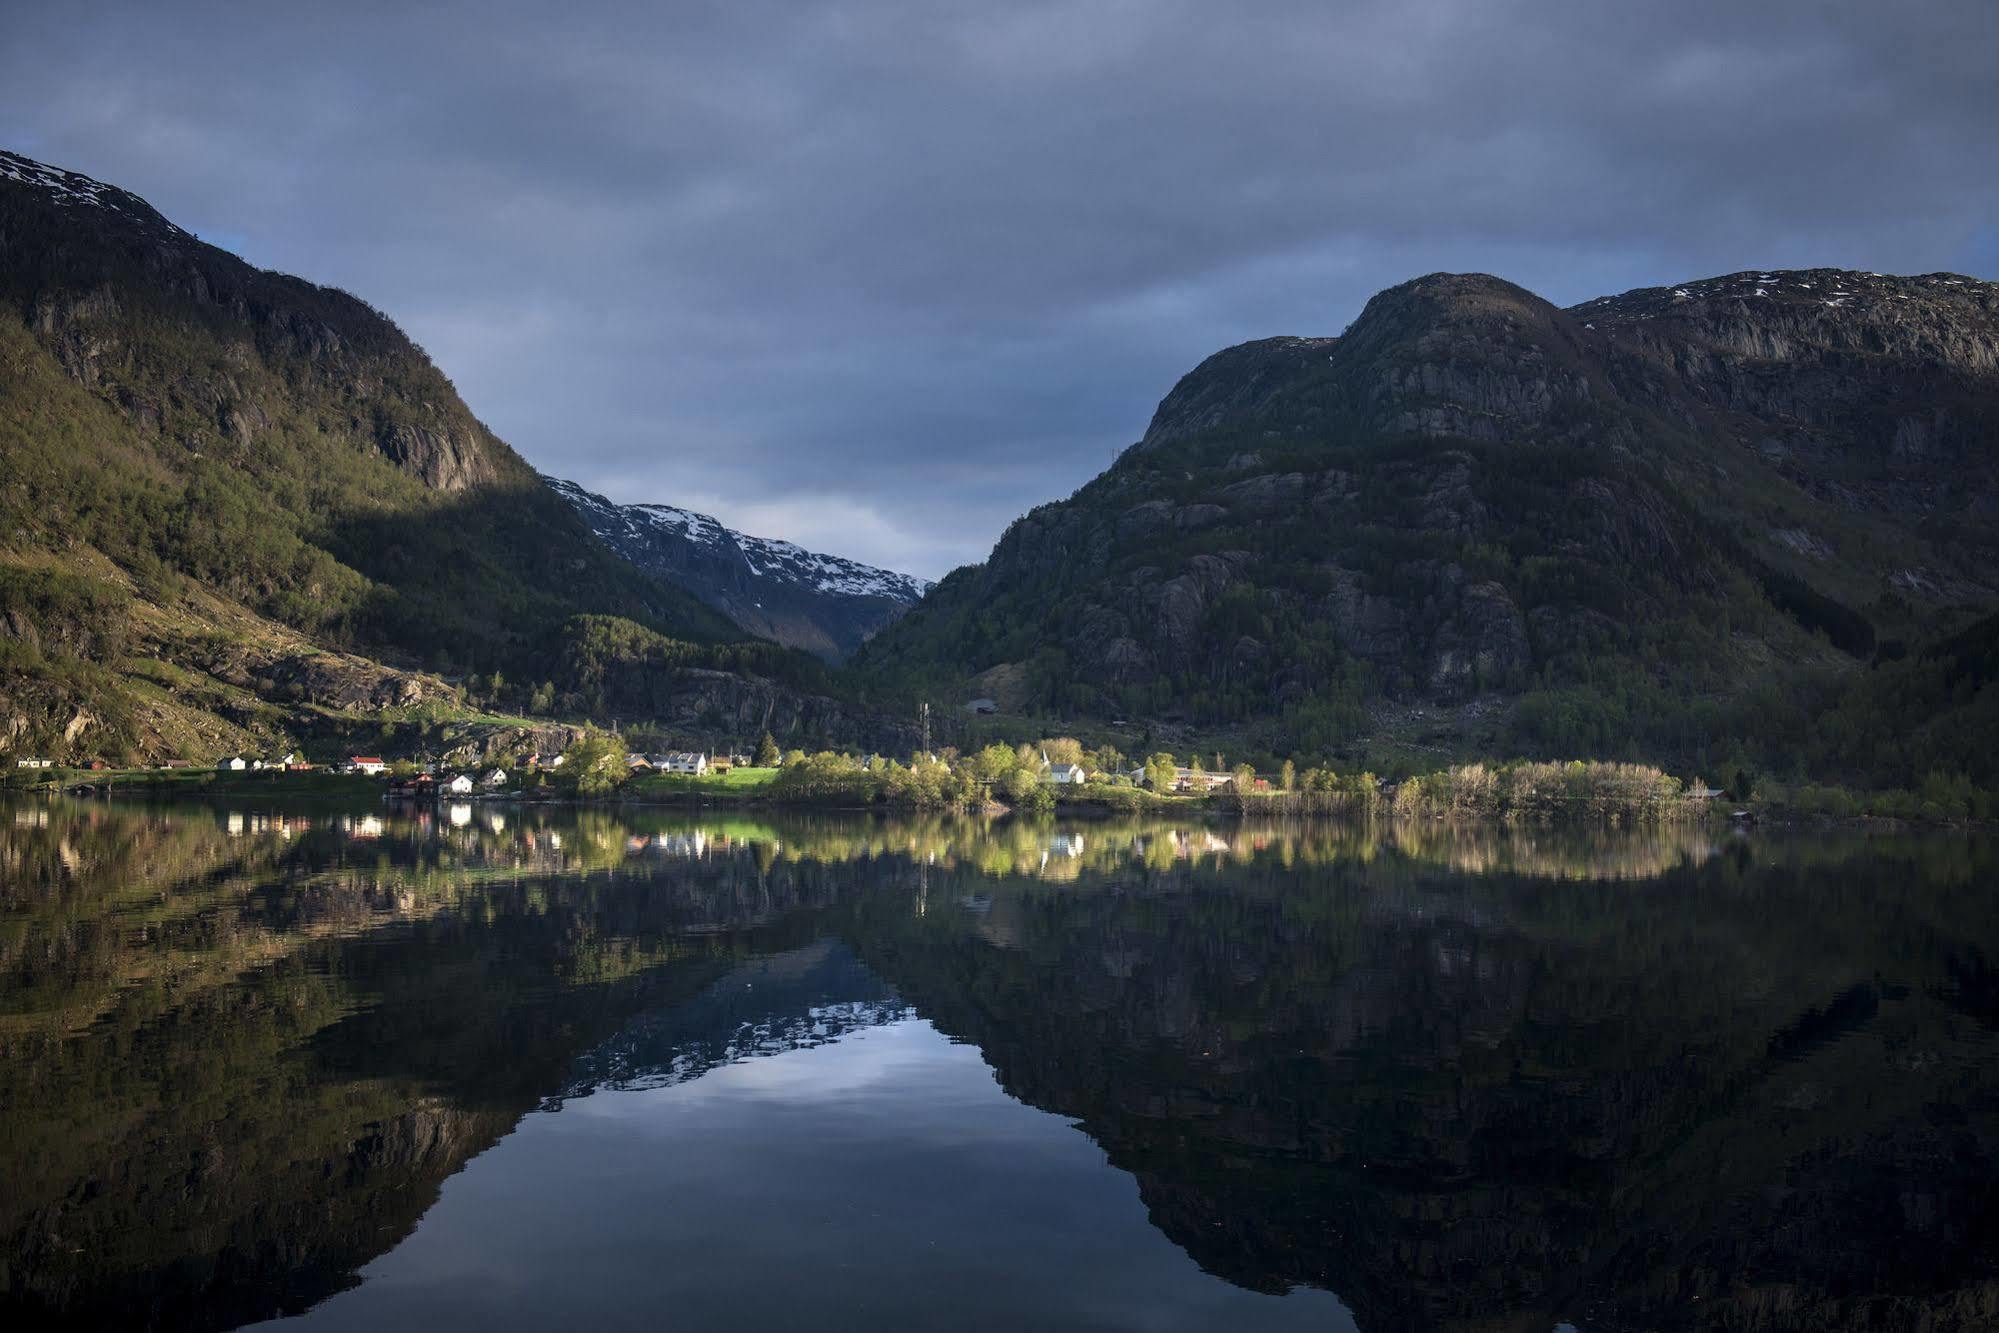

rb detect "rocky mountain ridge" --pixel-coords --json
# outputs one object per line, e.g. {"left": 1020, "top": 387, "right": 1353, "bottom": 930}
{"left": 546, "top": 476, "right": 930, "bottom": 662}
{"left": 859, "top": 266, "right": 1999, "bottom": 783}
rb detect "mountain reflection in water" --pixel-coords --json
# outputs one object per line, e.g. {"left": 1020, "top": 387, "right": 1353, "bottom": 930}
{"left": 2, "top": 798, "right": 1996, "bottom": 1332}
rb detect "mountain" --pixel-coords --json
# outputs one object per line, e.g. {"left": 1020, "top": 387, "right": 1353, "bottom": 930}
{"left": 546, "top": 476, "right": 930, "bottom": 662}
{"left": 0, "top": 148, "right": 874, "bottom": 762}
{"left": 857, "top": 268, "right": 1999, "bottom": 786}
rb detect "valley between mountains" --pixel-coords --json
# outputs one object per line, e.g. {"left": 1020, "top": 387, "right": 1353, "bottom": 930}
{"left": 2, "top": 147, "right": 1996, "bottom": 796}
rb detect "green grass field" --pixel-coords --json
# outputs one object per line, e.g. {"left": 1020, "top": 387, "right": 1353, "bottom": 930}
{"left": 626, "top": 766, "right": 779, "bottom": 797}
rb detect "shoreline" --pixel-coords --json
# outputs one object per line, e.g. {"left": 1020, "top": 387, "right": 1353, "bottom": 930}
{"left": 19, "top": 775, "right": 1994, "bottom": 831}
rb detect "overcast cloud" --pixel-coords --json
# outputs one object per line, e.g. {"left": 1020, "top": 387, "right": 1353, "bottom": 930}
{"left": 3, "top": 0, "right": 1994, "bottom": 578}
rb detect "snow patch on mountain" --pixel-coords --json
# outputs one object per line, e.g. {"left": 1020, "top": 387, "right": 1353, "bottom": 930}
{"left": 1573, "top": 268, "right": 1993, "bottom": 325}
{"left": 545, "top": 475, "right": 931, "bottom": 660}
{"left": 547, "top": 476, "right": 930, "bottom": 602}
{"left": 0, "top": 150, "right": 190, "bottom": 238}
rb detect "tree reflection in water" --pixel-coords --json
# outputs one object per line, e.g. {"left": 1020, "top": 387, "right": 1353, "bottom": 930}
{"left": 2, "top": 797, "right": 1995, "bottom": 1331}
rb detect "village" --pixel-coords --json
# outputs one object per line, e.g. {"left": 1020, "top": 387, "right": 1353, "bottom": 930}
{"left": 10, "top": 739, "right": 1288, "bottom": 806}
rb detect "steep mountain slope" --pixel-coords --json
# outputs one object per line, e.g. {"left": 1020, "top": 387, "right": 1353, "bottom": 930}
{"left": 857, "top": 268, "right": 1999, "bottom": 783}
{"left": 546, "top": 476, "right": 930, "bottom": 662}
{"left": 0, "top": 148, "right": 860, "bottom": 761}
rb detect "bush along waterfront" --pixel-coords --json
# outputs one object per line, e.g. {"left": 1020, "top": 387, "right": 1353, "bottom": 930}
{"left": 1384, "top": 761, "right": 1692, "bottom": 824}
{"left": 530, "top": 736, "right": 1719, "bottom": 825}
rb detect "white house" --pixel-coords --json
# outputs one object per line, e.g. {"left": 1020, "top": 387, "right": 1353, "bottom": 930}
{"left": 345, "top": 756, "right": 388, "bottom": 776}
{"left": 658, "top": 752, "right": 709, "bottom": 775}
{"left": 480, "top": 767, "right": 508, "bottom": 789}
{"left": 442, "top": 773, "right": 475, "bottom": 795}
{"left": 221, "top": 756, "right": 248, "bottom": 771}
{"left": 1038, "top": 747, "right": 1087, "bottom": 785}
{"left": 14, "top": 758, "right": 54, "bottom": 769}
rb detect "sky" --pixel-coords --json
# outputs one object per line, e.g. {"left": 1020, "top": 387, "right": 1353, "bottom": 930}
{"left": 2, "top": 1, "right": 1994, "bottom": 580}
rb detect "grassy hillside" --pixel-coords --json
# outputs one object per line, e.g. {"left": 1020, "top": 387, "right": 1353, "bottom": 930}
{"left": 0, "top": 149, "right": 853, "bottom": 763}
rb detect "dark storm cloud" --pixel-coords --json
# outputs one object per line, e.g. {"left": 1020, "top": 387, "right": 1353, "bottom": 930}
{"left": 4, "top": 0, "right": 1994, "bottom": 577}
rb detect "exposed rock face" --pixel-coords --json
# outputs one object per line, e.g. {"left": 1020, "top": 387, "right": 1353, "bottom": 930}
{"left": 187, "top": 644, "right": 441, "bottom": 712}
{"left": 859, "top": 268, "right": 1999, "bottom": 747}
{"left": 435, "top": 721, "right": 585, "bottom": 767}
{"left": 545, "top": 477, "right": 931, "bottom": 663}
{"left": 1426, "top": 579, "right": 1531, "bottom": 693}
{"left": 375, "top": 419, "right": 494, "bottom": 492}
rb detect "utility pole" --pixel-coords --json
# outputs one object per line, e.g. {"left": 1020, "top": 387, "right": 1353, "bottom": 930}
{"left": 919, "top": 701, "right": 931, "bottom": 758}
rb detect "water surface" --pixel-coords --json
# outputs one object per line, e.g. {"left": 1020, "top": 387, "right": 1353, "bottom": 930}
{"left": 3, "top": 799, "right": 1995, "bottom": 1331}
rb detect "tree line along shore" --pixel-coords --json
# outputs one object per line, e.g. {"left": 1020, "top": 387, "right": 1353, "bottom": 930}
{"left": 20, "top": 728, "right": 1979, "bottom": 824}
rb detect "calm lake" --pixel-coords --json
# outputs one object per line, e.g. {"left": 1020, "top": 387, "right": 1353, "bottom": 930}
{"left": 2, "top": 797, "right": 1996, "bottom": 1331}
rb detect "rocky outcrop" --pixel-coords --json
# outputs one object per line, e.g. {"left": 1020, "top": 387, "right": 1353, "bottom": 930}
{"left": 1425, "top": 579, "right": 1531, "bottom": 694}
{"left": 374, "top": 418, "right": 495, "bottom": 492}
{"left": 181, "top": 643, "right": 444, "bottom": 712}
{"left": 582, "top": 663, "right": 915, "bottom": 754}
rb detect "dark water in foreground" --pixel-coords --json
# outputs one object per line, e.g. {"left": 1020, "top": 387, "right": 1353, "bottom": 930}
{"left": 2, "top": 800, "right": 1996, "bottom": 1332}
